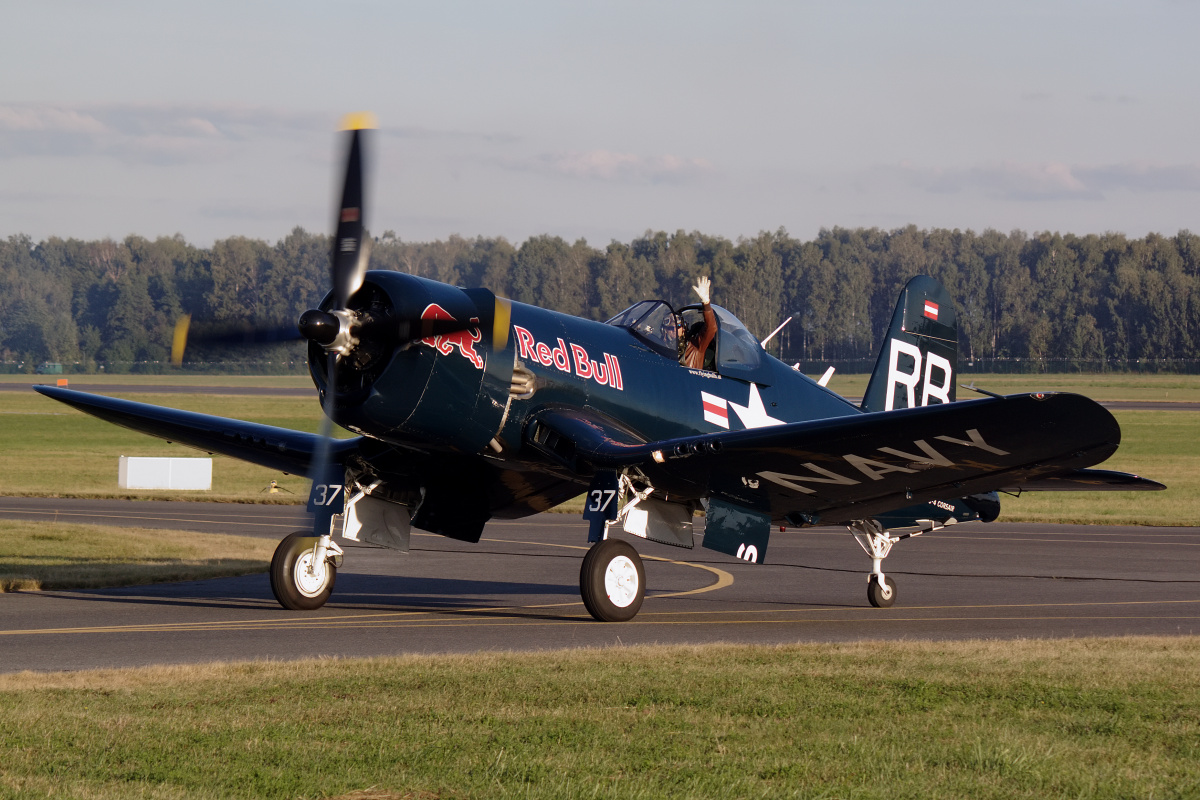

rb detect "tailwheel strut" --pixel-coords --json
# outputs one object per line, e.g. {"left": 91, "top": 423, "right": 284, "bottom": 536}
{"left": 848, "top": 517, "right": 953, "bottom": 608}
{"left": 849, "top": 520, "right": 898, "bottom": 608}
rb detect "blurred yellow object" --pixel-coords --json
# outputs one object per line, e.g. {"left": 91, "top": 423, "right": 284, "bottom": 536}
{"left": 171, "top": 314, "right": 191, "bottom": 366}
{"left": 340, "top": 112, "right": 377, "bottom": 131}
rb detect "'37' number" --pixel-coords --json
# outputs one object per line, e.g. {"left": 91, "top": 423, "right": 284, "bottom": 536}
{"left": 312, "top": 484, "right": 343, "bottom": 506}
{"left": 587, "top": 489, "right": 616, "bottom": 513}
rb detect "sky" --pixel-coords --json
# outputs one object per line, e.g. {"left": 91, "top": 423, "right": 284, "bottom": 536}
{"left": 2, "top": 0, "right": 1198, "bottom": 247}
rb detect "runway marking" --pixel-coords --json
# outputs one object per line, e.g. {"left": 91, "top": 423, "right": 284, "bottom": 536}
{"left": 490, "top": 538, "right": 735, "bottom": 598}
{"left": 925, "top": 535, "right": 1200, "bottom": 546}
{"left": 5, "top": 598, "right": 1197, "bottom": 637}
{"left": 7, "top": 614, "right": 1197, "bottom": 636}
{"left": 0, "top": 502, "right": 1190, "bottom": 644}
{"left": 786, "top": 530, "right": 1199, "bottom": 545}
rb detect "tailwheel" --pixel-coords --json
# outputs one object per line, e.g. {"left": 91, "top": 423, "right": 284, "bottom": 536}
{"left": 580, "top": 538, "right": 645, "bottom": 622}
{"left": 270, "top": 530, "right": 337, "bottom": 610}
{"left": 867, "top": 574, "right": 896, "bottom": 608}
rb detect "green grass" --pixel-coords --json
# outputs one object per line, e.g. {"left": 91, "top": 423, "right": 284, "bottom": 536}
{"left": 0, "top": 638, "right": 1196, "bottom": 799}
{"left": 3, "top": 376, "right": 1194, "bottom": 522}
{"left": 2, "top": 373, "right": 315, "bottom": 388}
{"left": 0, "top": 521, "right": 275, "bottom": 591}
{"left": 821, "top": 371, "right": 1200, "bottom": 403}
{"left": 1000, "top": 410, "right": 1195, "bottom": 525}
{"left": 0, "top": 391, "right": 327, "bottom": 502}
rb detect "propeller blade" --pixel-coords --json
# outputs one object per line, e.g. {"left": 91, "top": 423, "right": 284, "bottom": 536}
{"left": 171, "top": 316, "right": 306, "bottom": 365}
{"left": 307, "top": 113, "right": 376, "bottom": 542}
{"left": 331, "top": 114, "right": 376, "bottom": 309}
{"left": 171, "top": 315, "right": 191, "bottom": 366}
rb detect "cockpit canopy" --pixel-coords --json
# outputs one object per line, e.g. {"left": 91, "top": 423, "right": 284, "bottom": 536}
{"left": 606, "top": 300, "right": 769, "bottom": 381}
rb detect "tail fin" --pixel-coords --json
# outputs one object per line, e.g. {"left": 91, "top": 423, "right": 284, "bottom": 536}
{"left": 861, "top": 276, "right": 957, "bottom": 412}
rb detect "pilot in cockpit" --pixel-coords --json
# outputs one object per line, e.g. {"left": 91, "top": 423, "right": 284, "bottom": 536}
{"left": 679, "top": 276, "right": 717, "bottom": 371}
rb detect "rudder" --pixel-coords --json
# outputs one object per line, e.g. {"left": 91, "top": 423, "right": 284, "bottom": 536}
{"left": 861, "top": 276, "right": 958, "bottom": 412}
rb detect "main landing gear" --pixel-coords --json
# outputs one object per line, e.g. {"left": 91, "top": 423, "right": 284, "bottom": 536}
{"left": 270, "top": 530, "right": 343, "bottom": 610}
{"left": 580, "top": 538, "right": 646, "bottom": 622}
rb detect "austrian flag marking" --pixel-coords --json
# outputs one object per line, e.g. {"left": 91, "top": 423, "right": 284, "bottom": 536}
{"left": 923, "top": 300, "right": 939, "bottom": 321}
{"left": 701, "top": 391, "right": 729, "bottom": 429}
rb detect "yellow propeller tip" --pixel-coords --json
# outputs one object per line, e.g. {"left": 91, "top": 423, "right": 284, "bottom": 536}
{"left": 340, "top": 112, "right": 377, "bottom": 131}
{"left": 171, "top": 314, "right": 191, "bottom": 366}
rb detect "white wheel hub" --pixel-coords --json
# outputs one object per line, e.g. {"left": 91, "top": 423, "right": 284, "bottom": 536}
{"left": 604, "top": 555, "right": 639, "bottom": 608}
{"left": 293, "top": 548, "right": 330, "bottom": 598}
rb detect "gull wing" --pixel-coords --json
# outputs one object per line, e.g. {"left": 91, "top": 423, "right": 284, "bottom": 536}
{"left": 34, "top": 385, "right": 361, "bottom": 475}
{"left": 537, "top": 392, "right": 1163, "bottom": 525}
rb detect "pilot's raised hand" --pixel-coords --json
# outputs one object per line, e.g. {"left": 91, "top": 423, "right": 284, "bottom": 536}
{"left": 693, "top": 276, "right": 712, "bottom": 305}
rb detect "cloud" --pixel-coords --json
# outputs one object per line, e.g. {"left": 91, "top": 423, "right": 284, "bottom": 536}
{"left": 0, "top": 103, "right": 324, "bottom": 165}
{"left": 903, "top": 161, "right": 1097, "bottom": 201}
{"left": 1086, "top": 93, "right": 1138, "bottom": 104}
{"left": 499, "top": 149, "right": 713, "bottom": 184}
{"left": 380, "top": 124, "right": 518, "bottom": 145}
{"left": 1075, "top": 162, "right": 1200, "bottom": 192}
{"left": 894, "top": 160, "right": 1200, "bottom": 201}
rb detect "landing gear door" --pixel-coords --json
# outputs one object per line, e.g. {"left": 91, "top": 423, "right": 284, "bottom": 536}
{"left": 702, "top": 497, "right": 771, "bottom": 564}
{"left": 583, "top": 471, "right": 620, "bottom": 542}
{"left": 307, "top": 463, "right": 346, "bottom": 536}
{"left": 623, "top": 497, "right": 694, "bottom": 549}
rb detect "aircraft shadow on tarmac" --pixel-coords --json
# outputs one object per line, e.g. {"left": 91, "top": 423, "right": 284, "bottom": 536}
{"left": 41, "top": 573, "right": 583, "bottom": 617}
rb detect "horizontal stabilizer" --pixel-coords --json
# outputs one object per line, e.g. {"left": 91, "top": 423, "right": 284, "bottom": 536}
{"left": 34, "top": 386, "right": 360, "bottom": 476}
{"left": 1002, "top": 468, "right": 1165, "bottom": 492}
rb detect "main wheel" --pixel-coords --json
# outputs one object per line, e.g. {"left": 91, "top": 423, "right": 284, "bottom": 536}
{"left": 270, "top": 531, "right": 336, "bottom": 610}
{"left": 867, "top": 574, "right": 896, "bottom": 608}
{"left": 580, "top": 538, "right": 645, "bottom": 622}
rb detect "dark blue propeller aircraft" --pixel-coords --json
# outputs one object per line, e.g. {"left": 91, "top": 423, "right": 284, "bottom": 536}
{"left": 36, "top": 118, "right": 1164, "bottom": 621}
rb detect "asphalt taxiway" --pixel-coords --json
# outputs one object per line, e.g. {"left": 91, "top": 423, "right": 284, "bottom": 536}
{"left": 0, "top": 497, "right": 1196, "bottom": 672}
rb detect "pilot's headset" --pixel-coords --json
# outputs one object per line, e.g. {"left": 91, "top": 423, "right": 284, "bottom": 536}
{"left": 661, "top": 312, "right": 681, "bottom": 347}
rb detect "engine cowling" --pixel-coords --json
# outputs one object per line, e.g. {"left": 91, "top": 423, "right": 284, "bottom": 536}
{"left": 307, "top": 271, "right": 515, "bottom": 453}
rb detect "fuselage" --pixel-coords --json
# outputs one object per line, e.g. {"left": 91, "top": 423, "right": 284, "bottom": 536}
{"left": 313, "top": 271, "right": 862, "bottom": 519}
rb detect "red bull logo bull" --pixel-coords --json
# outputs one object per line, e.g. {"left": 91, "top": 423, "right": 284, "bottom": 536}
{"left": 420, "top": 304, "right": 484, "bottom": 369}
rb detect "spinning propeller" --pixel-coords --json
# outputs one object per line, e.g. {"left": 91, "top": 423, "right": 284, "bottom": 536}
{"left": 169, "top": 114, "right": 514, "bottom": 607}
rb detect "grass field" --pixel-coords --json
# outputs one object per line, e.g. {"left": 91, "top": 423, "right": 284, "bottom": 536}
{"left": 0, "top": 521, "right": 274, "bottom": 591}
{"left": 0, "top": 391, "right": 325, "bottom": 501}
{"left": 823, "top": 371, "right": 1200, "bottom": 402}
{"left": 11, "top": 370, "right": 1200, "bottom": 398}
{"left": 0, "top": 638, "right": 1195, "bottom": 799}
{"left": 2, "top": 377, "right": 1195, "bottom": 799}
{"left": 0, "top": 373, "right": 314, "bottom": 388}
{"left": 2, "top": 376, "right": 1195, "bottom": 523}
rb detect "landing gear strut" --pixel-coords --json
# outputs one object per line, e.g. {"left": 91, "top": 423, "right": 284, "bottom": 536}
{"left": 850, "top": 519, "right": 898, "bottom": 608}
{"left": 270, "top": 530, "right": 343, "bottom": 610}
{"left": 580, "top": 538, "right": 645, "bottom": 622}
{"left": 849, "top": 516, "right": 953, "bottom": 608}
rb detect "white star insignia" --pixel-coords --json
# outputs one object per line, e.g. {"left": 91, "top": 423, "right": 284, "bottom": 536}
{"left": 729, "top": 383, "right": 784, "bottom": 429}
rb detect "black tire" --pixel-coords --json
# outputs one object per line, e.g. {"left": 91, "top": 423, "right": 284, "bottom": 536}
{"left": 580, "top": 538, "right": 646, "bottom": 622}
{"left": 270, "top": 531, "right": 336, "bottom": 610}
{"left": 867, "top": 574, "right": 896, "bottom": 608}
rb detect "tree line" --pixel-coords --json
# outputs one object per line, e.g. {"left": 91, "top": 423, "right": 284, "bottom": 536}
{"left": 2, "top": 225, "right": 1198, "bottom": 373}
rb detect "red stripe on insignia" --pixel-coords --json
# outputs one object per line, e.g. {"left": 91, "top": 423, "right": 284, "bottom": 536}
{"left": 703, "top": 400, "right": 727, "bottom": 417}
{"left": 923, "top": 301, "right": 938, "bottom": 320}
